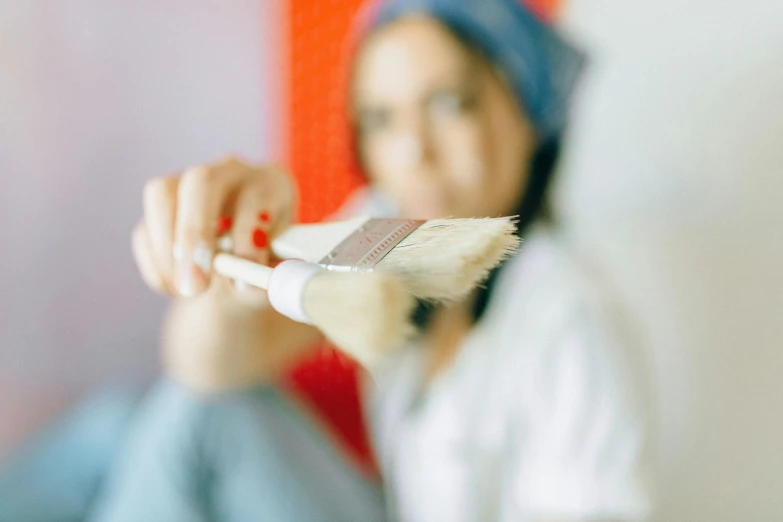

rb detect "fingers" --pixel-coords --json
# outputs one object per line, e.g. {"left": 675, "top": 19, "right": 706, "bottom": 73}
{"left": 132, "top": 221, "right": 170, "bottom": 295}
{"left": 143, "top": 175, "right": 178, "bottom": 288}
{"left": 216, "top": 166, "right": 296, "bottom": 305}
{"left": 135, "top": 156, "right": 296, "bottom": 300}
{"left": 172, "top": 158, "right": 296, "bottom": 298}
{"left": 172, "top": 158, "right": 248, "bottom": 296}
{"left": 231, "top": 188, "right": 272, "bottom": 264}
{"left": 220, "top": 186, "right": 275, "bottom": 303}
{"left": 225, "top": 165, "right": 296, "bottom": 266}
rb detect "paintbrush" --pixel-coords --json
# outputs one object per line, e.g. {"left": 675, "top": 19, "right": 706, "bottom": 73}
{"left": 213, "top": 254, "right": 415, "bottom": 365}
{"left": 271, "top": 216, "right": 520, "bottom": 302}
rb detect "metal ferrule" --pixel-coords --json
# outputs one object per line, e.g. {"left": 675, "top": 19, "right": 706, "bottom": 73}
{"left": 318, "top": 218, "right": 424, "bottom": 272}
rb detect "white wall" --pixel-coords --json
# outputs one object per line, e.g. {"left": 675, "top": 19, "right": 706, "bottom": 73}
{"left": 0, "top": 0, "right": 278, "bottom": 454}
{"left": 559, "top": 0, "right": 783, "bottom": 519}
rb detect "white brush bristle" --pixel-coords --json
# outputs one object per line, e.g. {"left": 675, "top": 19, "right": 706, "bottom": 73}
{"left": 303, "top": 271, "right": 417, "bottom": 366}
{"left": 377, "top": 217, "right": 521, "bottom": 302}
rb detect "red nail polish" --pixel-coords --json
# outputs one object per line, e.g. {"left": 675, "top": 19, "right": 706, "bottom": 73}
{"left": 252, "top": 228, "right": 268, "bottom": 248}
{"left": 258, "top": 211, "right": 270, "bottom": 223}
{"left": 216, "top": 216, "right": 233, "bottom": 235}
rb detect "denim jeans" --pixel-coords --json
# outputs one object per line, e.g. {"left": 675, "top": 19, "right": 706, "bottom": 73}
{"left": 0, "top": 381, "right": 385, "bottom": 522}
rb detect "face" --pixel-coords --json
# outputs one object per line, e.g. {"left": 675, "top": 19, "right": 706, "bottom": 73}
{"left": 352, "top": 17, "right": 537, "bottom": 219}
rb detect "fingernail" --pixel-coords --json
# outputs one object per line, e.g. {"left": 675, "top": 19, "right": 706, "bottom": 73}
{"left": 173, "top": 242, "right": 213, "bottom": 297}
{"left": 192, "top": 243, "right": 212, "bottom": 272}
{"left": 252, "top": 228, "right": 268, "bottom": 249}
{"left": 216, "top": 216, "right": 233, "bottom": 235}
{"left": 217, "top": 235, "right": 234, "bottom": 253}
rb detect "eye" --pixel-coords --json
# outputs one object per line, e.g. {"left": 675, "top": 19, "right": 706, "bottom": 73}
{"left": 358, "top": 107, "right": 392, "bottom": 135}
{"left": 428, "top": 90, "right": 476, "bottom": 118}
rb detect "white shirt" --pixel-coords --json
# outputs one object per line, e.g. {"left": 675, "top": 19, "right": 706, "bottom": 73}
{"left": 356, "top": 217, "right": 651, "bottom": 522}
{"left": 340, "top": 188, "right": 651, "bottom": 520}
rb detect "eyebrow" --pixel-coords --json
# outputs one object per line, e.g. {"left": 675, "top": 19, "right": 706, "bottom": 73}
{"left": 427, "top": 62, "right": 477, "bottom": 91}
{"left": 354, "top": 57, "right": 479, "bottom": 108}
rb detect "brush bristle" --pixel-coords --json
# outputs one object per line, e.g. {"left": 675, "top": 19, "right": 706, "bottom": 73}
{"left": 377, "top": 217, "right": 521, "bottom": 302}
{"left": 303, "top": 271, "right": 417, "bottom": 366}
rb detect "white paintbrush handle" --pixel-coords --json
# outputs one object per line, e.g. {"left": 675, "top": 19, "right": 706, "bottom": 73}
{"left": 212, "top": 254, "right": 322, "bottom": 325}
{"left": 213, "top": 253, "right": 273, "bottom": 289}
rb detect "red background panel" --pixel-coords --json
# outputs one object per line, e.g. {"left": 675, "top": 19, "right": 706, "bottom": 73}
{"left": 287, "top": 0, "right": 367, "bottom": 224}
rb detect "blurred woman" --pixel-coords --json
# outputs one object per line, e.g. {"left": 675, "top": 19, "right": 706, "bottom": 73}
{"left": 0, "top": 0, "right": 651, "bottom": 521}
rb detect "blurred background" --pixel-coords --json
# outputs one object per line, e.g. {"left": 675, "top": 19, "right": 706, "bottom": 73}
{"left": 0, "top": 0, "right": 277, "bottom": 448}
{"left": 1, "top": 0, "right": 781, "bottom": 520}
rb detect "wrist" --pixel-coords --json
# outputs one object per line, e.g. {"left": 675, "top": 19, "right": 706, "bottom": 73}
{"left": 161, "top": 293, "right": 321, "bottom": 392}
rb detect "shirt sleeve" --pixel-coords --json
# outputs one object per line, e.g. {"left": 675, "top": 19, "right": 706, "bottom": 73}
{"left": 506, "top": 297, "right": 653, "bottom": 521}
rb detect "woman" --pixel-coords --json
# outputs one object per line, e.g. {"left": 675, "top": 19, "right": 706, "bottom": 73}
{"left": 1, "top": 0, "right": 651, "bottom": 521}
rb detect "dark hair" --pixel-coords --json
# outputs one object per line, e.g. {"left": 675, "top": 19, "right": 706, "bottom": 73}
{"left": 471, "top": 136, "right": 560, "bottom": 319}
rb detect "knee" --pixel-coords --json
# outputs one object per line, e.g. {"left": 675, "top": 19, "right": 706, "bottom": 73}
{"left": 63, "top": 386, "right": 144, "bottom": 462}
{"left": 131, "top": 380, "right": 284, "bottom": 447}
{"left": 144, "top": 379, "right": 280, "bottom": 419}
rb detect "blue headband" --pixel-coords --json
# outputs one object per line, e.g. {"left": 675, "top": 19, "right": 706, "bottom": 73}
{"left": 365, "top": 0, "right": 585, "bottom": 139}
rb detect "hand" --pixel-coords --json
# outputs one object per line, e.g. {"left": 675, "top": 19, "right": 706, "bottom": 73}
{"left": 132, "top": 155, "right": 295, "bottom": 307}
{"left": 131, "top": 156, "right": 319, "bottom": 390}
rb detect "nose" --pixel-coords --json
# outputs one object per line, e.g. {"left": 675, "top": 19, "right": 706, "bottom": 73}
{"left": 390, "top": 135, "right": 422, "bottom": 169}
{"left": 393, "top": 112, "right": 436, "bottom": 171}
